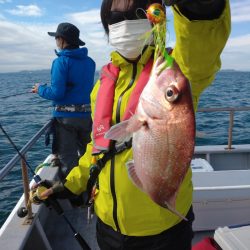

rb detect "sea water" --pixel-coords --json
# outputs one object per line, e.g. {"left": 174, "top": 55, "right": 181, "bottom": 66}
{"left": 0, "top": 70, "right": 250, "bottom": 227}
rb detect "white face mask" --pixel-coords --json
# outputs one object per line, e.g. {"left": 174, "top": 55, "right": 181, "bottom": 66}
{"left": 109, "top": 19, "right": 153, "bottom": 59}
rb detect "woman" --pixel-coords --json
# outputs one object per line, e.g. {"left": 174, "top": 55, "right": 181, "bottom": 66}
{"left": 39, "top": 1, "right": 230, "bottom": 249}
{"left": 32, "top": 23, "right": 96, "bottom": 177}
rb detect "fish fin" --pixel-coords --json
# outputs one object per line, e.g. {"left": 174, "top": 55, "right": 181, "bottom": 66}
{"left": 105, "top": 116, "right": 145, "bottom": 142}
{"left": 126, "top": 160, "right": 144, "bottom": 191}
{"left": 127, "top": 115, "right": 146, "bottom": 132}
{"left": 104, "top": 120, "right": 132, "bottom": 143}
{"left": 164, "top": 187, "right": 188, "bottom": 221}
{"left": 163, "top": 199, "right": 188, "bottom": 221}
{"left": 167, "top": 192, "right": 177, "bottom": 209}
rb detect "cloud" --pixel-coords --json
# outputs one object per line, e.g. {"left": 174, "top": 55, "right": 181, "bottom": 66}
{"left": 0, "top": 0, "right": 11, "bottom": 3}
{"left": 67, "top": 9, "right": 101, "bottom": 25}
{"left": 226, "top": 34, "right": 250, "bottom": 47}
{"left": 0, "top": 13, "right": 5, "bottom": 20}
{"left": 0, "top": 4, "right": 249, "bottom": 74}
{"left": 67, "top": 8, "right": 112, "bottom": 68}
{"left": 231, "top": 1, "right": 250, "bottom": 23}
{"left": 6, "top": 5, "right": 43, "bottom": 17}
{"left": 0, "top": 8, "right": 111, "bottom": 73}
{"left": 221, "top": 34, "right": 250, "bottom": 71}
{"left": 0, "top": 20, "right": 55, "bottom": 72}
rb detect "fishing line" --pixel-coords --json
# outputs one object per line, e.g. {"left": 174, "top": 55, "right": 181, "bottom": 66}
{"left": 0, "top": 123, "right": 38, "bottom": 178}
{"left": 0, "top": 122, "right": 91, "bottom": 249}
{"left": 0, "top": 91, "right": 31, "bottom": 99}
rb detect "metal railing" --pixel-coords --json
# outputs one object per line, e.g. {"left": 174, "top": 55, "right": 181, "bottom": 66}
{"left": 197, "top": 107, "right": 250, "bottom": 150}
{"left": 0, "top": 120, "right": 52, "bottom": 181}
{"left": 1, "top": 106, "right": 250, "bottom": 181}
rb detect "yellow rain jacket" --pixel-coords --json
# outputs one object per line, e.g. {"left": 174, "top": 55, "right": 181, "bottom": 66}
{"left": 64, "top": 0, "right": 231, "bottom": 236}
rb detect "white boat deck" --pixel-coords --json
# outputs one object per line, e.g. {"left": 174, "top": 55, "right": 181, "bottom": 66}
{"left": 1, "top": 144, "right": 250, "bottom": 249}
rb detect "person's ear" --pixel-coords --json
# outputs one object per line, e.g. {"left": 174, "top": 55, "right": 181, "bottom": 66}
{"left": 56, "top": 37, "right": 64, "bottom": 49}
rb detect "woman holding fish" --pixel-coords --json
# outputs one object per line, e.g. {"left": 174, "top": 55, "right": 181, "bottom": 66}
{"left": 37, "top": 0, "right": 231, "bottom": 249}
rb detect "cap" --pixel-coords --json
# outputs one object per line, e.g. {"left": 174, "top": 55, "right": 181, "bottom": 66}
{"left": 48, "top": 22, "right": 85, "bottom": 46}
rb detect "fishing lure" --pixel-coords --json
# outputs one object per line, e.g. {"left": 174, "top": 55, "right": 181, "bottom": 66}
{"left": 146, "top": 3, "right": 173, "bottom": 67}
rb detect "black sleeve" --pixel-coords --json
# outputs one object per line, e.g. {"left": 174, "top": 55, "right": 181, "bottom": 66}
{"left": 52, "top": 181, "right": 86, "bottom": 207}
{"left": 52, "top": 186, "right": 77, "bottom": 199}
{"left": 172, "top": 0, "right": 226, "bottom": 20}
{"left": 37, "top": 179, "right": 73, "bottom": 199}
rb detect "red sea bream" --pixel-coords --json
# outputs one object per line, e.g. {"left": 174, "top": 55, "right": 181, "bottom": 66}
{"left": 105, "top": 57, "right": 195, "bottom": 219}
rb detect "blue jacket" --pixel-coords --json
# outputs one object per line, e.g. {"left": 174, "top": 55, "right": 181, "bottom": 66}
{"left": 38, "top": 47, "right": 96, "bottom": 117}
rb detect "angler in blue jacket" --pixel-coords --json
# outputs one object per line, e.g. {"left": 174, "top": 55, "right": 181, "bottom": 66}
{"left": 32, "top": 22, "right": 96, "bottom": 177}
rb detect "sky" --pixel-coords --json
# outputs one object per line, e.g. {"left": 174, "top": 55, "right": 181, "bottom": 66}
{"left": 0, "top": 0, "right": 249, "bottom": 73}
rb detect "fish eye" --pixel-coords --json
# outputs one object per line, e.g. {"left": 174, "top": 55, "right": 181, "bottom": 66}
{"left": 165, "top": 85, "right": 179, "bottom": 102}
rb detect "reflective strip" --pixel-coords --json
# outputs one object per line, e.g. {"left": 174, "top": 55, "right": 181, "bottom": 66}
{"left": 55, "top": 104, "right": 91, "bottom": 112}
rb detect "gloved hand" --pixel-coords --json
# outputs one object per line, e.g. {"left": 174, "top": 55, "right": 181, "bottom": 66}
{"left": 31, "top": 179, "right": 65, "bottom": 201}
{"left": 164, "top": 0, "right": 225, "bottom": 20}
{"left": 31, "top": 179, "right": 86, "bottom": 207}
{"left": 163, "top": 0, "right": 185, "bottom": 6}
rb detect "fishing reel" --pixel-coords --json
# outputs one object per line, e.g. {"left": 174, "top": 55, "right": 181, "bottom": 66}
{"left": 17, "top": 186, "right": 49, "bottom": 218}
{"left": 17, "top": 207, "right": 28, "bottom": 218}
{"left": 29, "top": 185, "right": 49, "bottom": 205}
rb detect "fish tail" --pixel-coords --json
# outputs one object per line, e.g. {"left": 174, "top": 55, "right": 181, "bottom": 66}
{"left": 164, "top": 202, "right": 188, "bottom": 221}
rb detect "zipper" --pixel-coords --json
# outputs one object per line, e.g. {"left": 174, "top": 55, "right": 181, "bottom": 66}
{"left": 115, "top": 63, "right": 137, "bottom": 123}
{"left": 110, "top": 156, "right": 120, "bottom": 232}
{"left": 110, "top": 62, "right": 137, "bottom": 232}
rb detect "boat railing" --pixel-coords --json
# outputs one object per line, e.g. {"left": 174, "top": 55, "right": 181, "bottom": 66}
{"left": 0, "top": 120, "right": 52, "bottom": 181}
{"left": 1, "top": 106, "right": 250, "bottom": 182}
{"left": 197, "top": 106, "right": 250, "bottom": 150}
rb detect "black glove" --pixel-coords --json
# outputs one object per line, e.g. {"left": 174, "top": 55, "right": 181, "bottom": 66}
{"left": 42, "top": 180, "right": 65, "bottom": 193}
{"left": 164, "top": 0, "right": 185, "bottom": 6}
{"left": 41, "top": 179, "right": 86, "bottom": 207}
{"left": 164, "top": 0, "right": 225, "bottom": 20}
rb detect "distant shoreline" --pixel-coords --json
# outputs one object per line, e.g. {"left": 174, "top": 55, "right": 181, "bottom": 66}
{"left": 0, "top": 68, "right": 249, "bottom": 75}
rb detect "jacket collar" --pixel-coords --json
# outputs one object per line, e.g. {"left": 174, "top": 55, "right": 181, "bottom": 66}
{"left": 110, "top": 45, "right": 155, "bottom": 68}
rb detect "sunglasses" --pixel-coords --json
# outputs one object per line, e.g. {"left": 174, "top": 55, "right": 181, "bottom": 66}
{"left": 108, "top": 9, "right": 147, "bottom": 25}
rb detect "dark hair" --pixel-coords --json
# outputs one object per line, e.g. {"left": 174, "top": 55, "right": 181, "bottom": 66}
{"left": 101, "top": 0, "right": 163, "bottom": 35}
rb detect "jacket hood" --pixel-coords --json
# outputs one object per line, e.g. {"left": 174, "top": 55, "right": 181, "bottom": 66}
{"left": 55, "top": 47, "right": 88, "bottom": 59}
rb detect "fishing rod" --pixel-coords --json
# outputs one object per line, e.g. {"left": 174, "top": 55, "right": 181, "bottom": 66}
{"left": 0, "top": 123, "right": 39, "bottom": 181}
{"left": 0, "top": 123, "right": 91, "bottom": 250}
{"left": 0, "top": 91, "right": 31, "bottom": 99}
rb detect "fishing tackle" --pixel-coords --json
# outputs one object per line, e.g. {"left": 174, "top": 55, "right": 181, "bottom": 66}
{"left": 17, "top": 207, "right": 29, "bottom": 218}
{"left": 146, "top": 3, "right": 174, "bottom": 67}
{"left": 0, "top": 123, "right": 40, "bottom": 181}
{"left": 0, "top": 123, "right": 91, "bottom": 250}
{"left": 146, "top": 3, "right": 165, "bottom": 24}
{"left": 0, "top": 91, "right": 31, "bottom": 99}
{"left": 29, "top": 185, "right": 48, "bottom": 205}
